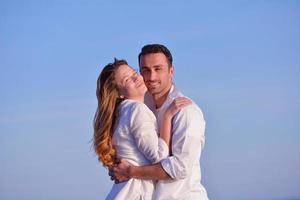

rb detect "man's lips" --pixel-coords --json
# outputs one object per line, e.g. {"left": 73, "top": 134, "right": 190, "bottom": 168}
{"left": 147, "top": 82, "right": 159, "bottom": 88}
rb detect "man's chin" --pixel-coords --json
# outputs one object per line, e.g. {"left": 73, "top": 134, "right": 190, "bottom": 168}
{"left": 147, "top": 88, "right": 161, "bottom": 95}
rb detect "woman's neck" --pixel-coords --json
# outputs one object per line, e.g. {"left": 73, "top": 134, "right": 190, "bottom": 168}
{"left": 127, "top": 96, "right": 145, "bottom": 103}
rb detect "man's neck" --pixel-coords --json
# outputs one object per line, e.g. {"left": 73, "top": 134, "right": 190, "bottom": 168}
{"left": 153, "top": 85, "right": 172, "bottom": 109}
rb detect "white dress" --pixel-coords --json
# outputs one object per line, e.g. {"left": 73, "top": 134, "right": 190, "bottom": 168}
{"left": 105, "top": 99, "right": 169, "bottom": 200}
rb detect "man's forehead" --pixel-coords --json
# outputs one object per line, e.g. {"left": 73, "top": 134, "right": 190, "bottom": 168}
{"left": 139, "top": 53, "right": 169, "bottom": 67}
{"left": 139, "top": 54, "right": 168, "bottom": 67}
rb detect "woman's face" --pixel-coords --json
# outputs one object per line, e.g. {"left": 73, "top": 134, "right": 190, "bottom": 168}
{"left": 114, "top": 64, "right": 147, "bottom": 100}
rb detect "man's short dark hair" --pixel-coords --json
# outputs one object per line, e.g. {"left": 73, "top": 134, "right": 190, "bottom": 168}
{"left": 138, "top": 44, "right": 173, "bottom": 66}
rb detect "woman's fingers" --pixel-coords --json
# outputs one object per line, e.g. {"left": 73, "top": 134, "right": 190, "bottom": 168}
{"left": 167, "top": 97, "right": 193, "bottom": 117}
{"left": 172, "top": 97, "right": 192, "bottom": 109}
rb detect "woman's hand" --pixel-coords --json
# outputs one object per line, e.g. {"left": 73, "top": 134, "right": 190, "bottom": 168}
{"left": 165, "top": 97, "right": 192, "bottom": 118}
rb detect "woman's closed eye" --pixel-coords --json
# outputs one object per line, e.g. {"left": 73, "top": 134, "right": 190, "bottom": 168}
{"left": 123, "top": 72, "right": 137, "bottom": 84}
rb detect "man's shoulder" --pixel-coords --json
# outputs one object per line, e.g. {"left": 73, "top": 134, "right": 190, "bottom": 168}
{"left": 168, "top": 85, "right": 184, "bottom": 99}
{"left": 178, "top": 102, "right": 204, "bottom": 119}
{"left": 170, "top": 85, "right": 204, "bottom": 117}
{"left": 171, "top": 102, "right": 205, "bottom": 136}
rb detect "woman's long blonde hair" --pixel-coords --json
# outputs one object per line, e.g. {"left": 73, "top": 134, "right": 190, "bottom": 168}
{"left": 93, "top": 59, "right": 127, "bottom": 168}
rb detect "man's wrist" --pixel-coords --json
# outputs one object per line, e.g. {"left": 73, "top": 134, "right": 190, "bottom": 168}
{"left": 128, "top": 164, "right": 137, "bottom": 178}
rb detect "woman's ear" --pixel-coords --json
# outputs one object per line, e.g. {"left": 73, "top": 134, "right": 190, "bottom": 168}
{"left": 119, "top": 95, "right": 124, "bottom": 99}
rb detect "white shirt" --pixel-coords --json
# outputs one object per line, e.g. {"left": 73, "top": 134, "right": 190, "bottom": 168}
{"left": 147, "top": 85, "right": 209, "bottom": 200}
{"left": 105, "top": 99, "right": 169, "bottom": 200}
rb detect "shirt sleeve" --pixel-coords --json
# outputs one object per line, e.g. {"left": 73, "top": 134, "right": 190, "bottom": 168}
{"left": 160, "top": 104, "right": 205, "bottom": 179}
{"left": 130, "top": 103, "right": 169, "bottom": 164}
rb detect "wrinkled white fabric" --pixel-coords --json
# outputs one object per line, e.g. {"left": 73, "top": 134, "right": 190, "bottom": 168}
{"left": 105, "top": 99, "right": 168, "bottom": 200}
{"left": 148, "top": 85, "right": 209, "bottom": 200}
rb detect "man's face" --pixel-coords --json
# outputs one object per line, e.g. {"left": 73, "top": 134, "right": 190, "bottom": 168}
{"left": 139, "top": 53, "right": 174, "bottom": 96}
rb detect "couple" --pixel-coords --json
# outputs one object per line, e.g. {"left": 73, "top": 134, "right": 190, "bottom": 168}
{"left": 93, "top": 44, "right": 208, "bottom": 200}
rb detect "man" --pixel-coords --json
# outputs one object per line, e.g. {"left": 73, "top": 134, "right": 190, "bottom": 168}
{"left": 112, "top": 44, "right": 208, "bottom": 199}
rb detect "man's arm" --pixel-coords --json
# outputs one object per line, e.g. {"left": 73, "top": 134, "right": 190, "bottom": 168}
{"left": 130, "top": 163, "right": 171, "bottom": 180}
{"left": 159, "top": 104, "right": 205, "bottom": 180}
{"left": 112, "top": 159, "right": 171, "bottom": 182}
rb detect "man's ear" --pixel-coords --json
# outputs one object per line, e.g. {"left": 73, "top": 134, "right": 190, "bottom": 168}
{"left": 170, "top": 65, "right": 175, "bottom": 77}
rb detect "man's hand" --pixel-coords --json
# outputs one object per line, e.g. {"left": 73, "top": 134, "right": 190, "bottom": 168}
{"left": 110, "top": 159, "right": 133, "bottom": 184}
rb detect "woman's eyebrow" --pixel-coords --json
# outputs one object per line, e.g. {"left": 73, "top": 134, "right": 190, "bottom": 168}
{"left": 121, "top": 71, "right": 133, "bottom": 84}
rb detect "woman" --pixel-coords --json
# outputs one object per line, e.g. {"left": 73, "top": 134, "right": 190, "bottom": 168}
{"left": 93, "top": 59, "right": 190, "bottom": 200}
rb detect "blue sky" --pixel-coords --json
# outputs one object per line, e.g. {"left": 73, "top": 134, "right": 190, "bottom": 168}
{"left": 1, "top": 1, "right": 299, "bottom": 200}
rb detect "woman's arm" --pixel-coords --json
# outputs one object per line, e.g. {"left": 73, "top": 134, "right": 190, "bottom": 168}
{"left": 159, "top": 97, "right": 192, "bottom": 150}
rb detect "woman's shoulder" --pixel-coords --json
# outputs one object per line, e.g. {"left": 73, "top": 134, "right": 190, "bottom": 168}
{"left": 120, "top": 99, "right": 145, "bottom": 109}
{"left": 119, "top": 99, "right": 151, "bottom": 115}
{"left": 118, "top": 99, "right": 155, "bottom": 126}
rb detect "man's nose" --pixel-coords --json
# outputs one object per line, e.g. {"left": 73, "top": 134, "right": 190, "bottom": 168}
{"left": 148, "top": 70, "right": 156, "bottom": 81}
